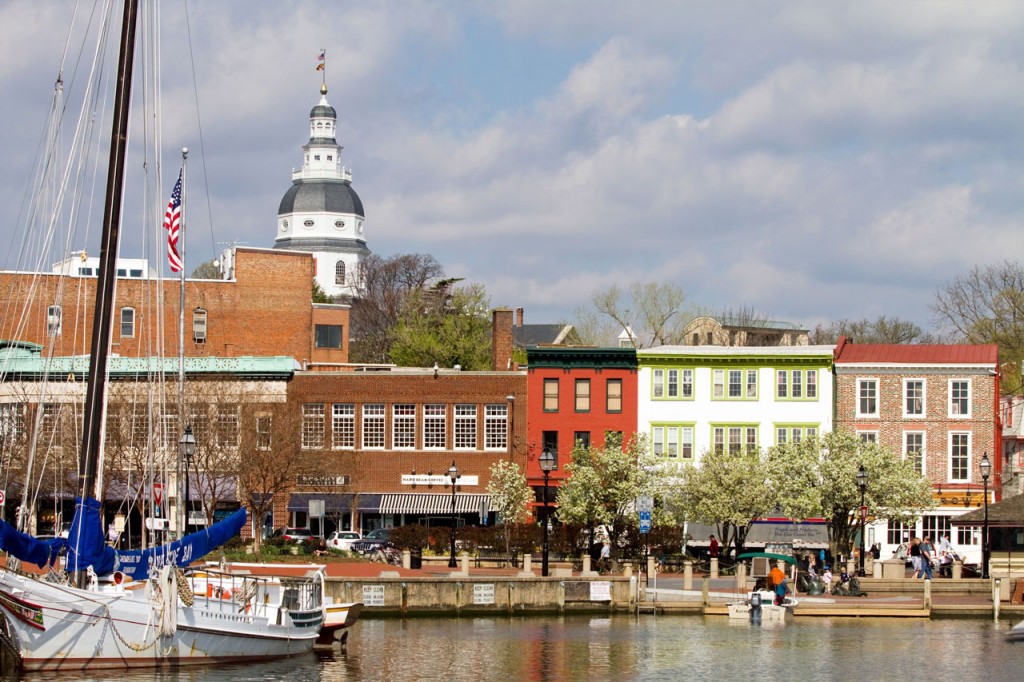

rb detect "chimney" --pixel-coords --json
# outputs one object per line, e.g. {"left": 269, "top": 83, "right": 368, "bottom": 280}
{"left": 492, "top": 308, "right": 514, "bottom": 371}
{"left": 516, "top": 307, "right": 524, "bottom": 327}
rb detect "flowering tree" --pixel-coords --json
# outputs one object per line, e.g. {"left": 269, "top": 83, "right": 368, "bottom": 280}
{"left": 768, "top": 430, "right": 934, "bottom": 559}
{"left": 487, "top": 460, "right": 533, "bottom": 562}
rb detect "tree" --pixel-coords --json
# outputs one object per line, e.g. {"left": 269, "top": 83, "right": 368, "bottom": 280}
{"left": 349, "top": 253, "right": 445, "bottom": 363}
{"left": 311, "top": 278, "right": 331, "bottom": 303}
{"left": 809, "top": 316, "right": 934, "bottom": 345}
{"left": 190, "top": 260, "right": 221, "bottom": 279}
{"left": 676, "top": 447, "right": 775, "bottom": 557}
{"left": 486, "top": 460, "right": 533, "bottom": 563}
{"left": 555, "top": 433, "right": 656, "bottom": 560}
{"left": 932, "top": 261, "right": 1024, "bottom": 394}
{"left": 577, "top": 282, "right": 692, "bottom": 348}
{"left": 768, "top": 430, "right": 933, "bottom": 560}
{"left": 389, "top": 284, "right": 493, "bottom": 370}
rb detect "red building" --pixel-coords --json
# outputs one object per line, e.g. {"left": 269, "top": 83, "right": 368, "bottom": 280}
{"left": 525, "top": 346, "right": 638, "bottom": 518}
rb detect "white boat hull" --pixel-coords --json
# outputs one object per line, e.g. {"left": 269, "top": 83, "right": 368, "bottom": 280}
{"left": 0, "top": 569, "right": 323, "bottom": 671}
{"left": 727, "top": 590, "right": 797, "bottom": 623}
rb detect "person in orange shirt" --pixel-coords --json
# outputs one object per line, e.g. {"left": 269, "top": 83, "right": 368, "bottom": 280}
{"left": 767, "top": 563, "right": 786, "bottom": 591}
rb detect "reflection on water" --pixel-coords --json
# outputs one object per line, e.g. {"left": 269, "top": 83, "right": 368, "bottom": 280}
{"left": 9, "top": 616, "right": 1024, "bottom": 682}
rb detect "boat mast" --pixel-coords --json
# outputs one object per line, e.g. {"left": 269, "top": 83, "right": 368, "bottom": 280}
{"left": 177, "top": 147, "right": 188, "bottom": 537}
{"left": 76, "top": 0, "right": 139, "bottom": 532}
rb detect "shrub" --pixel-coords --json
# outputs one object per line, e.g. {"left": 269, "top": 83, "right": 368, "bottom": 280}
{"left": 389, "top": 524, "right": 428, "bottom": 550}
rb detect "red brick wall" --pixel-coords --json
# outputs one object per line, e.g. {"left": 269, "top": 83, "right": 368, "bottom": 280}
{"left": 835, "top": 369, "right": 1000, "bottom": 493}
{"left": 491, "top": 308, "right": 514, "bottom": 371}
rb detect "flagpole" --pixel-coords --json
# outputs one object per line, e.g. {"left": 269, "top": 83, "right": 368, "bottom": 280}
{"left": 178, "top": 146, "right": 188, "bottom": 538}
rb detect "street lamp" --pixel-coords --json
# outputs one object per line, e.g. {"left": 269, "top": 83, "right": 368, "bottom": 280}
{"left": 447, "top": 461, "right": 460, "bottom": 568}
{"left": 980, "top": 452, "right": 991, "bottom": 579}
{"left": 178, "top": 424, "right": 196, "bottom": 535}
{"left": 856, "top": 464, "right": 868, "bottom": 577}
{"left": 539, "top": 448, "right": 556, "bottom": 577}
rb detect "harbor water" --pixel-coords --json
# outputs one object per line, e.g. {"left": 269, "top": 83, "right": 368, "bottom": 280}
{"left": 9, "top": 615, "right": 1024, "bottom": 681}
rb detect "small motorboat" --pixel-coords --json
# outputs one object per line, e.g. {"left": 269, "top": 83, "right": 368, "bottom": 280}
{"left": 317, "top": 600, "right": 364, "bottom": 647}
{"left": 727, "top": 590, "right": 798, "bottom": 623}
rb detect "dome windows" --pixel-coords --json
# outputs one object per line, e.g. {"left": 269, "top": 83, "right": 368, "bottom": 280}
{"left": 303, "top": 219, "right": 315, "bottom": 229}
{"left": 334, "top": 219, "right": 345, "bottom": 230}
{"left": 335, "top": 261, "right": 346, "bottom": 285}
{"left": 281, "top": 219, "right": 289, "bottom": 232}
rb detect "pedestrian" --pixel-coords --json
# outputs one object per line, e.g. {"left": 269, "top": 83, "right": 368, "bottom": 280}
{"left": 920, "top": 536, "right": 934, "bottom": 580}
{"left": 599, "top": 541, "right": 611, "bottom": 573}
{"left": 822, "top": 566, "right": 833, "bottom": 594}
{"left": 818, "top": 548, "right": 826, "bottom": 571}
{"left": 709, "top": 534, "right": 719, "bottom": 559}
{"left": 871, "top": 543, "right": 881, "bottom": 560}
{"left": 939, "top": 535, "right": 952, "bottom": 553}
{"left": 910, "top": 537, "right": 922, "bottom": 578}
{"left": 768, "top": 562, "right": 786, "bottom": 591}
{"left": 774, "top": 577, "right": 791, "bottom": 606}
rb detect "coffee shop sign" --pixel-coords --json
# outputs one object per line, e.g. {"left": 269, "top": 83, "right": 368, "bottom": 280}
{"left": 401, "top": 474, "right": 479, "bottom": 486}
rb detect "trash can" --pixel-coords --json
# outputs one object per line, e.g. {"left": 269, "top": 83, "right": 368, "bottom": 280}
{"left": 410, "top": 547, "right": 422, "bottom": 570}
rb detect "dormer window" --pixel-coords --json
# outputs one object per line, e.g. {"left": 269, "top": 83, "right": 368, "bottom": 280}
{"left": 327, "top": 155, "right": 333, "bottom": 161}
{"left": 314, "top": 155, "right": 320, "bottom": 161}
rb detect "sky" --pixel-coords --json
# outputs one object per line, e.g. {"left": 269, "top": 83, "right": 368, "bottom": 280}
{"left": 2, "top": 0, "right": 1024, "bottom": 336}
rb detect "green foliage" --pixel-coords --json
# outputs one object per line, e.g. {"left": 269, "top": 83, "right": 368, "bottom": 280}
{"left": 555, "top": 432, "right": 658, "bottom": 559}
{"left": 190, "top": 259, "right": 221, "bottom": 279}
{"left": 487, "top": 460, "right": 533, "bottom": 557}
{"left": 389, "top": 524, "right": 428, "bottom": 550}
{"left": 549, "top": 522, "right": 589, "bottom": 557}
{"left": 311, "top": 278, "right": 332, "bottom": 303}
{"left": 676, "top": 447, "right": 775, "bottom": 556}
{"left": 504, "top": 522, "right": 541, "bottom": 555}
{"left": 768, "top": 430, "right": 934, "bottom": 558}
{"left": 389, "top": 284, "right": 493, "bottom": 369}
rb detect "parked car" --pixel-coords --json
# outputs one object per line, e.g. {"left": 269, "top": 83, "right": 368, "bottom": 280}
{"left": 351, "top": 528, "right": 393, "bottom": 555}
{"left": 273, "top": 527, "right": 316, "bottom": 544}
{"left": 326, "top": 530, "right": 362, "bottom": 552}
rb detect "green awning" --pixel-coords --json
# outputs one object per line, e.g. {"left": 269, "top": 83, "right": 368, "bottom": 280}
{"left": 736, "top": 552, "right": 797, "bottom": 564}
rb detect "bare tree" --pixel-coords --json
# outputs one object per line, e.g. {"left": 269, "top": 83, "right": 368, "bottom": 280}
{"left": 808, "top": 316, "right": 934, "bottom": 345}
{"left": 932, "top": 261, "right": 1024, "bottom": 394}
{"left": 581, "top": 282, "right": 692, "bottom": 348}
{"left": 349, "top": 253, "right": 445, "bottom": 363}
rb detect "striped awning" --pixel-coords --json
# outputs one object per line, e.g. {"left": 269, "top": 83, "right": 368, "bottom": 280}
{"left": 379, "top": 493, "right": 491, "bottom": 515}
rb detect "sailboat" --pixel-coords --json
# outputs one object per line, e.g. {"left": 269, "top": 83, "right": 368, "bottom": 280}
{"left": 0, "top": 0, "right": 340, "bottom": 670}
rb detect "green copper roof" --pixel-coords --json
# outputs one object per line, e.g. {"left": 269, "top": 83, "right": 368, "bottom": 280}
{"left": 0, "top": 348, "right": 298, "bottom": 379}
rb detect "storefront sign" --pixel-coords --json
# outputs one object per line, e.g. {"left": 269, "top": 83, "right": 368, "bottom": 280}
{"left": 934, "top": 491, "right": 986, "bottom": 508}
{"left": 473, "top": 584, "right": 495, "bottom": 605}
{"left": 401, "top": 474, "right": 479, "bottom": 486}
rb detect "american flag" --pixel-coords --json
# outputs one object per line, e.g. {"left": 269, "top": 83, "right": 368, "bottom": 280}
{"left": 163, "top": 169, "right": 183, "bottom": 273}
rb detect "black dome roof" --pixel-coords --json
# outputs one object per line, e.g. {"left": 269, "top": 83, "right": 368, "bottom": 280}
{"left": 310, "top": 103, "right": 336, "bottom": 119}
{"left": 278, "top": 179, "right": 364, "bottom": 216}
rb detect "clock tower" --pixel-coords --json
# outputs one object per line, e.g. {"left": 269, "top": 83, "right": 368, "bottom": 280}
{"left": 274, "top": 83, "right": 369, "bottom": 300}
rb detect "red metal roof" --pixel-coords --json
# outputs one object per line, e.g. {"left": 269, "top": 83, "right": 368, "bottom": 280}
{"left": 834, "top": 338, "right": 998, "bottom": 365}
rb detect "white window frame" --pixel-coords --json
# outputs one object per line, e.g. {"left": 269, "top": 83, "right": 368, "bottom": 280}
{"left": 949, "top": 431, "right": 970, "bottom": 482}
{"left": 332, "top": 403, "right": 355, "bottom": 449}
{"left": 454, "top": 404, "right": 477, "bottom": 450}
{"left": 904, "top": 430, "right": 926, "bottom": 475}
{"left": 856, "top": 378, "right": 879, "bottom": 417}
{"left": 392, "top": 404, "right": 416, "bottom": 450}
{"left": 301, "top": 403, "right": 325, "bottom": 450}
{"left": 903, "top": 378, "right": 926, "bottom": 418}
{"left": 484, "top": 404, "right": 508, "bottom": 451}
{"left": 652, "top": 369, "right": 665, "bottom": 399}
{"left": 423, "top": 404, "right": 446, "bottom": 450}
{"left": 120, "top": 307, "right": 135, "bottom": 338}
{"left": 858, "top": 431, "right": 879, "bottom": 444}
{"left": 949, "top": 378, "right": 971, "bottom": 418}
{"left": 361, "top": 403, "right": 385, "bottom": 450}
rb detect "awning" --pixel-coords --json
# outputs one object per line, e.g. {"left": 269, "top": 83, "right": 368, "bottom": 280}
{"left": 687, "top": 520, "right": 828, "bottom": 548}
{"left": 379, "top": 493, "right": 491, "bottom": 515}
{"left": 287, "top": 493, "right": 381, "bottom": 513}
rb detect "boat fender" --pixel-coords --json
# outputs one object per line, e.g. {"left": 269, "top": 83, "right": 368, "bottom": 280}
{"left": 113, "top": 571, "right": 125, "bottom": 586}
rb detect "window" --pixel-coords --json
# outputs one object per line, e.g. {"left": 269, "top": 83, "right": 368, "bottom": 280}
{"left": 652, "top": 424, "right": 695, "bottom": 459}
{"left": 681, "top": 427, "right": 694, "bottom": 459}
{"left": 949, "top": 379, "right": 970, "bottom": 417}
{"left": 888, "top": 520, "right": 910, "bottom": 546}
{"left": 922, "top": 515, "right": 952, "bottom": 541}
{"left": 712, "top": 425, "right": 758, "bottom": 454}
{"left": 775, "top": 425, "right": 819, "bottom": 445}
{"left": 714, "top": 369, "right": 756, "bottom": 399}
{"left": 0, "top": 403, "right": 26, "bottom": 447}
{"left": 667, "top": 369, "right": 679, "bottom": 398}
{"left": 301, "top": 404, "right": 325, "bottom": 449}
{"left": 682, "top": 369, "right": 694, "bottom": 398}
{"left": 575, "top": 379, "right": 590, "bottom": 412}
{"left": 393, "top": 404, "right": 416, "bottom": 449}
{"left": 957, "top": 525, "right": 979, "bottom": 548}
{"left": 484, "top": 404, "right": 508, "bottom": 450}
{"left": 543, "top": 379, "right": 559, "bottom": 412}
{"left": 315, "top": 324, "right": 343, "bottom": 349}
{"left": 454, "top": 404, "right": 477, "bottom": 449}
{"left": 857, "top": 379, "right": 878, "bottom": 416}
{"left": 904, "top": 431, "right": 925, "bottom": 475}
{"left": 47, "top": 305, "right": 61, "bottom": 337}
{"left": 335, "top": 261, "right": 346, "bottom": 285}
{"left": 542, "top": 431, "right": 559, "bottom": 468}
{"left": 120, "top": 307, "right": 135, "bottom": 337}
{"left": 256, "top": 415, "right": 272, "bottom": 450}
{"left": 777, "top": 369, "right": 817, "bottom": 400}
{"left": 129, "top": 269, "right": 142, "bottom": 278}
{"left": 904, "top": 379, "right": 925, "bottom": 417}
{"left": 653, "top": 369, "right": 665, "bottom": 398}
{"left": 216, "top": 405, "right": 239, "bottom": 448}
{"left": 950, "top": 432, "right": 970, "bottom": 481}
{"left": 332, "top": 404, "right": 355, "bottom": 449}
{"left": 574, "top": 431, "right": 590, "bottom": 449}
{"left": 606, "top": 379, "right": 622, "bottom": 413}
{"left": 193, "top": 308, "right": 207, "bottom": 343}
{"left": 423, "top": 404, "right": 446, "bottom": 449}
{"left": 361, "top": 404, "right": 385, "bottom": 449}
{"left": 859, "top": 431, "right": 878, "bottom": 444}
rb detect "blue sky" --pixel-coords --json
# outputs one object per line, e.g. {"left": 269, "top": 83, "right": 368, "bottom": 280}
{"left": 2, "top": 0, "right": 1024, "bottom": 338}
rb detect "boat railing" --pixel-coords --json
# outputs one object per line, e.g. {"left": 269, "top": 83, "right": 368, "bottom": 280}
{"left": 188, "top": 569, "right": 274, "bottom": 620}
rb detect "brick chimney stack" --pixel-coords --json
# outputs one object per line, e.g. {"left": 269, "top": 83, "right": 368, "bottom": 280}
{"left": 516, "top": 307, "right": 524, "bottom": 326}
{"left": 492, "top": 308, "right": 515, "bottom": 371}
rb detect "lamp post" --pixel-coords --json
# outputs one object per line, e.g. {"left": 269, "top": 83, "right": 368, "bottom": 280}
{"left": 980, "top": 452, "right": 991, "bottom": 580}
{"left": 539, "top": 448, "right": 556, "bottom": 577}
{"left": 856, "top": 464, "right": 868, "bottom": 577}
{"left": 178, "top": 424, "right": 195, "bottom": 536}
{"left": 447, "top": 461, "right": 460, "bottom": 568}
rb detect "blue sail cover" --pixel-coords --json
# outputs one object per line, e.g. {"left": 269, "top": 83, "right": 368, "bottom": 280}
{"left": 115, "top": 507, "right": 247, "bottom": 580}
{"left": 0, "top": 518, "right": 65, "bottom": 568}
{"left": 66, "top": 497, "right": 117, "bottom": 574}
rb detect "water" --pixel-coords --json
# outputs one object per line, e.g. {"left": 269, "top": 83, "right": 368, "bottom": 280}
{"left": 9, "top": 616, "right": 1024, "bottom": 681}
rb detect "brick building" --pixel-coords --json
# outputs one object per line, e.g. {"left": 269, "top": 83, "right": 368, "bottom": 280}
{"left": 833, "top": 336, "right": 1001, "bottom": 563}
{"left": 0, "top": 247, "right": 349, "bottom": 367}
{"left": 525, "top": 346, "right": 638, "bottom": 520}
